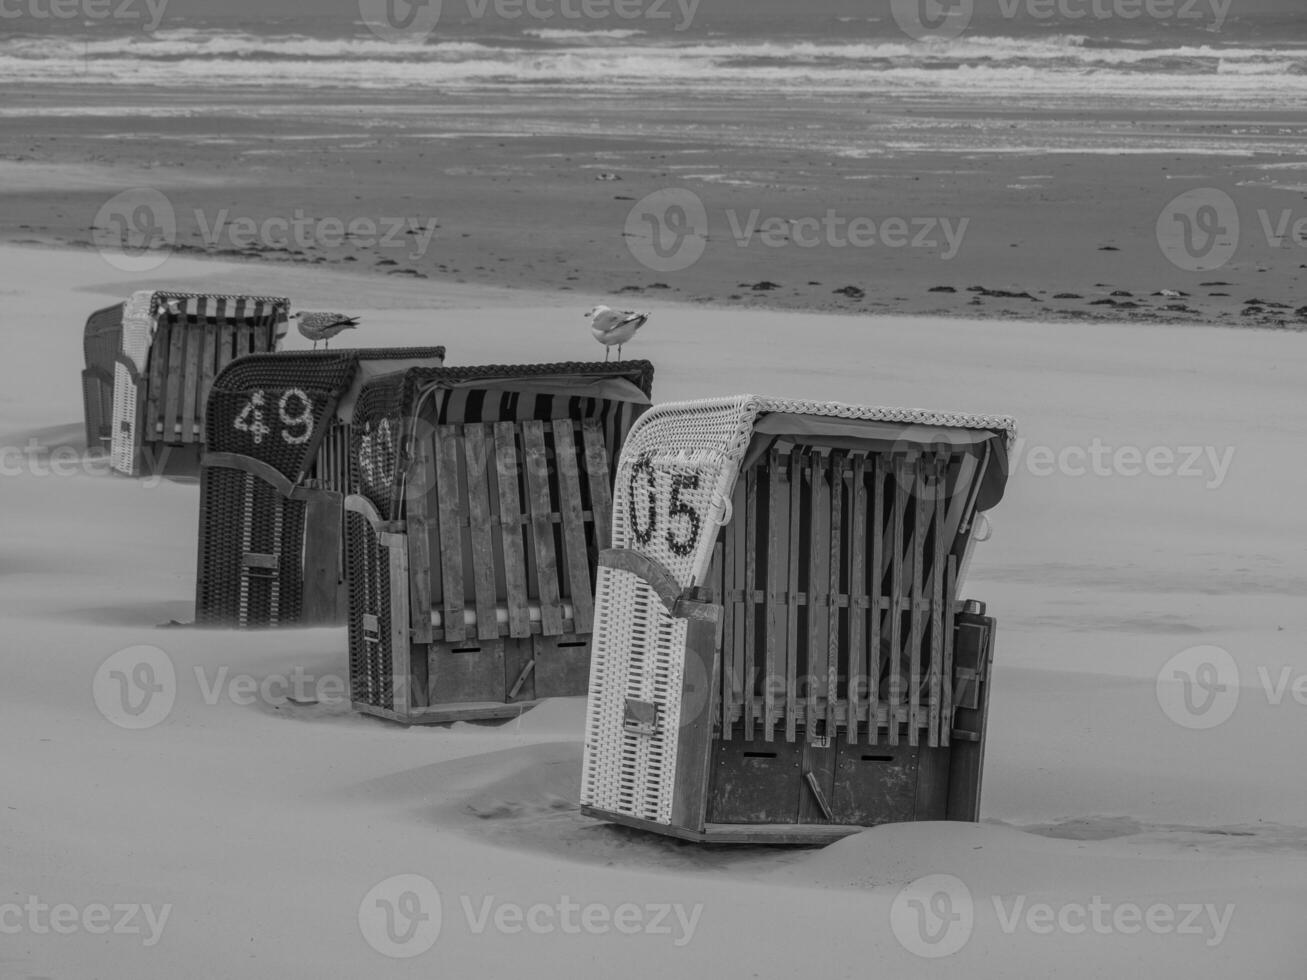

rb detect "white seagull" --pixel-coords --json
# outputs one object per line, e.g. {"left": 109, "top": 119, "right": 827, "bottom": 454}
{"left": 586, "top": 305, "right": 650, "bottom": 362}
{"left": 294, "top": 311, "right": 360, "bottom": 349}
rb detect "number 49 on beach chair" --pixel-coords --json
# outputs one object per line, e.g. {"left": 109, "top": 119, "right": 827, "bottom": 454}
{"left": 579, "top": 395, "right": 1016, "bottom": 844}
{"left": 195, "top": 347, "right": 447, "bottom": 629}
{"left": 346, "top": 361, "right": 655, "bottom": 724}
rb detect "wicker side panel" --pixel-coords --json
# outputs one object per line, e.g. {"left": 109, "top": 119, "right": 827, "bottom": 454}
{"left": 195, "top": 468, "right": 306, "bottom": 628}
{"left": 580, "top": 564, "right": 688, "bottom": 825}
{"left": 351, "top": 378, "right": 406, "bottom": 519}
{"left": 109, "top": 361, "right": 142, "bottom": 476}
{"left": 348, "top": 511, "right": 396, "bottom": 712}
{"left": 82, "top": 369, "right": 115, "bottom": 451}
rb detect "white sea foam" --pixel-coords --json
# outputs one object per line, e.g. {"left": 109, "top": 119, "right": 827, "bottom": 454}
{"left": 1, "top": 29, "right": 1303, "bottom": 108}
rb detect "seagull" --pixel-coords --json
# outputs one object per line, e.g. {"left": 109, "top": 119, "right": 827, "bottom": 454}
{"left": 294, "top": 311, "right": 360, "bottom": 349}
{"left": 586, "top": 305, "right": 650, "bottom": 362}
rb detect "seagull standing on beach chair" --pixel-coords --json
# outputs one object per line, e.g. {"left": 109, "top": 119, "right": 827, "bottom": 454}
{"left": 294, "top": 311, "right": 360, "bottom": 349}
{"left": 586, "top": 305, "right": 650, "bottom": 361}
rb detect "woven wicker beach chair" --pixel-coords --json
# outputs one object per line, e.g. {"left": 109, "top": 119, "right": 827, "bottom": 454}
{"left": 346, "top": 360, "right": 655, "bottom": 724}
{"left": 84, "top": 290, "right": 291, "bottom": 477}
{"left": 195, "top": 347, "right": 447, "bottom": 629}
{"left": 579, "top": 395, "right": 1016, "bottom": 844}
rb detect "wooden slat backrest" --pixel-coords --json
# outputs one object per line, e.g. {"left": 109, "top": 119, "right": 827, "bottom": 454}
{"left": 581, "top": 420, "right": 613, "bottom": 553}
{"left": 552, "top": 420, "right": 595, "bottom": 634}
{"left": 722, "top": 472, "right": 745, "bottom": 739}
{"left": 433, "top": 425, "right": 467, "bottom": 643}
{"left": 742, "top": 464, "right": 758, "bottom": 742}
{"left": 848, "top": 454, "right": 867, "bottom": 744}
{"left": 763, "top": 447, "right": 789, "bottom": 742}
{"left": 179, "top": 295, "right": 205, "bottom": 442}
{"left": 493, "top": 422, "right": 533, "bottom": 639}
{"left": 462, "top": 425, "right": 500, "bottom": 642}
{"left": 716, "top": 446, "right": 972, "bottom": 746}
{"left": 521, "top": 420, "right": 565, "bottom": 636}
{"left": 427, "top": 417, "right": 615, "bottom": 643}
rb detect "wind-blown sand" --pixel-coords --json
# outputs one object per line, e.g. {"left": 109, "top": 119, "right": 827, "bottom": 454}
{"left": 2, "top": 243, "right": 1306, "bottom": 977}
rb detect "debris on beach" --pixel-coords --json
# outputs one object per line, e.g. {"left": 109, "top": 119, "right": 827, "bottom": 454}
{"left": 832, "top": 286, "right": 865, "bottom": 299}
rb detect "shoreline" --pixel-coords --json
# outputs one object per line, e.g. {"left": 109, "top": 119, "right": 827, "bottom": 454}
{"left": 5, "top": 87, "right": 1307, "bottom": 333}
{"left": 16, "top": 237, "right": 1307, "bottom": 334}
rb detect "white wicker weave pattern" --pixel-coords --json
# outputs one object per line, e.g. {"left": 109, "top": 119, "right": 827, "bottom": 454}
{"left": 109, "top": 291, "right": 159, "bottom": 476}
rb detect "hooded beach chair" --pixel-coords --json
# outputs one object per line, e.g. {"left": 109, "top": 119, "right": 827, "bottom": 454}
{"left": 579, "top": 395, "right": 1016, "bottom": 844}
{"left": 83, "top": 290, "right": 291, "bottom": 476}
{"left": 346, "top": 361, "right": 655, "bottom": 724}
{"left": 194, "top": 347, "right": 447, "bottom": 628}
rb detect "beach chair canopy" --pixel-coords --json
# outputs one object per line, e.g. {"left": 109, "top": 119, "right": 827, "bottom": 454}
{"left": 351, "top": 361, "right": 656, "bottom": 522}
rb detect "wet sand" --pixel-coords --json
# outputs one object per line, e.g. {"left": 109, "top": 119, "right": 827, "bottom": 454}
{"left": 4, "top": 84, "right": 1307, "bottom": 328}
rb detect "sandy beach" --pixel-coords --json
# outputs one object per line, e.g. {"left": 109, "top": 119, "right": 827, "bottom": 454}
{"left": 2, "top": 241, "right": 1306, "bottom": 977}
{"left": 5, "top": 5, "right": 1307, "bottom": 977}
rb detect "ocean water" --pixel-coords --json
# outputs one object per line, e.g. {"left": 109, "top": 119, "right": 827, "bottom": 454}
{"left": 2, "top": 0, "right": 1305, "bottom": 105}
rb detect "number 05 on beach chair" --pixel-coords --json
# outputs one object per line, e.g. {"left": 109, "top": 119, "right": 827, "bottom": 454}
{"left": 579, "top": 396, "right": 1016, "bottom": 844}
{"left": 346, "top": 361, "right": 655, "bottom": 724}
